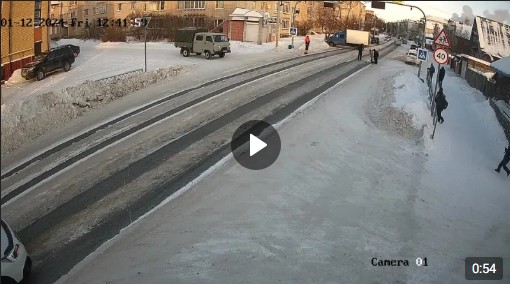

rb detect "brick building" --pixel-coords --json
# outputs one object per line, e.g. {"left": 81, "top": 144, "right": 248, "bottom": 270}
{"left": 1, "top": 0, "right": 51, "bottom": 82}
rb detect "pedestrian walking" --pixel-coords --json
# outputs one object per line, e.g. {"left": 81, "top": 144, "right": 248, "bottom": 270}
{"left": 434, "top": 87, "right": 448, "bottom": 124}
{"left": 370, "top": 49, "right": 374, "bottom": 63}
{"left": 357, "top": 44, "right": 364, "bottom": 61}
{"left": 373, "top": 49, "right": 379, "bottom": 64}
{"left": 304, "top": 35, "right": 310, "bottom": 54}
{"left": 427, "top": 63, "right": 435, "bottom": 85}
{"left": 495, "top": 144, "right": 510, "bottom": 177}
{"left": 438, "top": 66, "right": 445, "bottom": 87}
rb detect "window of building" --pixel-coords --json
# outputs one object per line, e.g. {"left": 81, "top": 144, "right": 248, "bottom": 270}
{"left": 144, "top": 3, "right": 147, "bottom": 11}
{"left": 182, "top": 1, "right": 205, "bottom": 10}
{"left": 131, "top": 1, "right": 136, "bottom": 10}
{"left": 71, "top": 11, "right": 76, "bottom": 18}
{"left": 214, "top": 19, "right": 223, "bottom": 27}
{"left": 282, "top": 20, "right": 289, "bottom": 28}
{"left": 84, "top": 9, "right": 88, "bottom": 16}
{"left": 156, "top": 1, "right": 165, "bottom": 10}
{"left": 117, "top": 4, "right": 122, "bottom": 11}
{"left": 34, "top": 0, "right": 42, "bottom": 26}
{"left": 216, "top": 1, "right": 224, "bottom": 9}
{"left": 96, "top": 3, "right": 107, "bottom": 14}
{"left": 34, "top": 42, "right": 42, "bottom": 56}
{"left": 69, "top": 1, "right": 77, "bottom": 5}
{"left": 283, "top": 3, "right": 290, "bottom": 13}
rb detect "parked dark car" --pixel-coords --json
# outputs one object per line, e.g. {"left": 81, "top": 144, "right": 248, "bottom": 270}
{"left": 21, "top": 47, "right": 75, "bottom": 81}
{"left": 52, "top": 44, "right": 80, "bottom": 57}
{"left": 371, "top": 36, "right": 380, "bottom": 44}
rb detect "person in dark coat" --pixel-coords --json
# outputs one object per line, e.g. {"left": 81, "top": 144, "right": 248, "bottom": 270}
{"left": 357, "top": 44, "right": 364, "bottom": 61}
{"left": 495, "top": 144, "right": 510, "bottom": 176}
{"left": 373, "top": 49, "right": 379, "bottom": 64}
{"left": 434, "top": 87, "right": 448, "bottom": 124}
{"left": 427, "top": 63, "right": 435, "bottom": 84}
{"left": 438, "top": 66, "right": 446, "bottom": 87}
{"left": 304, "top": 35, "right": 310, "bottom": 54}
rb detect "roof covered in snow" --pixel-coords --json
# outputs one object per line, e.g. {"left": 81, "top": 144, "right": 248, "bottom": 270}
{"left": 474, "top": 16, "right": 510, "bottom": 59}
{"left": 229, "top": 8, "right": 264, "bottom": 21}
{"left": 456, "top": 24, "right": 472, "bottom": 40}
{"left": 491, "top": 56, "right": 510, "bottom": 77}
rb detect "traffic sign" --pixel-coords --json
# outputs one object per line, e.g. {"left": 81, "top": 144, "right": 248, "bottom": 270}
{"left": 433, "top": 29, "right": 451, "bottom": 48}
{"left": 290, "top": 27, "right": 298, "bottom": 36}
{"left": 433, "top": 48, "right": 448, "bottom": 64}
{"left": 417, "top": 48, "right": 428, "bottom": 61}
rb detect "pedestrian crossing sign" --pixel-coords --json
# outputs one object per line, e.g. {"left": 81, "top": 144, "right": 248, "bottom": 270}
{"left": 417, "top": 48, "right": 428, "bottom": 61}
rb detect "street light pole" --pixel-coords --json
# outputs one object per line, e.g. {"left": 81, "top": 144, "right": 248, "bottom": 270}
{"left": 386, "top": 2, "right": 427, "bottom": 78}
{"left": 276, "top": 1, "right": 281, "bottom": 49}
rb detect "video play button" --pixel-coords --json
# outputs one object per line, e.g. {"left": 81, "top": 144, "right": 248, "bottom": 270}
{"left": 231, "top": 120, "right": 281, "bottom": 170}
{"left": 250, "top": 134, "right": 267, "bottom": 156}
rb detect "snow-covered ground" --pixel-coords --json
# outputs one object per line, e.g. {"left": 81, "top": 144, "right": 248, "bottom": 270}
{"left": 57, "top": 46, "right": 510, "bottom": 283}
{"left": 1, "top": 34, "right": 335, "bottom": 156}
{"left": 1, "top": 35, "right": 330, "bottom": 105}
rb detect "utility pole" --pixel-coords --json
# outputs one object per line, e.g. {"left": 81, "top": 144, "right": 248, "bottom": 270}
{"left": 291, "top": 1, "right": 301, "bottom": 48}
{"left": 276, "top": 1, "right": 281, "bottom": 49}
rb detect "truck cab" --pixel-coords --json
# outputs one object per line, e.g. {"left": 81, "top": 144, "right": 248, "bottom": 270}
{"left": 327, "top": 32, "right": 346, "bottom": 47}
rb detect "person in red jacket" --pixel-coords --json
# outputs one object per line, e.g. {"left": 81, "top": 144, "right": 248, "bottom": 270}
{"left": 304, "top": 35, "right": 310, "bottom": 54}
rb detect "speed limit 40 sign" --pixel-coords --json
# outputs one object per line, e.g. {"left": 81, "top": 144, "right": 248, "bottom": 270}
{"left": 433, "top": 48, "right": 448, "bottom": 64}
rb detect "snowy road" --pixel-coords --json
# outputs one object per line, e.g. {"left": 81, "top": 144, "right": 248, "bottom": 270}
{"left": 1, "top": 41, "right": 397, "bottom": 283}
{"left": 52, "top": 48, "right": 509, "bottom": 284}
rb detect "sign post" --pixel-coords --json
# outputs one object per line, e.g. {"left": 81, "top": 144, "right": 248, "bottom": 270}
{"left": 429, "top": 28, "right": 451, "bottom": 140}
{"left": 432, "top": 29, "right": 451, "bottom": 49}
{"left": 417, "top": 48, "right": 428, "bottom": 62}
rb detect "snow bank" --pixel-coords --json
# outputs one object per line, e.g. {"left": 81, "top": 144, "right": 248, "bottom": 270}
{"left": 365, "top": 71, "right": 429, "bottom": 141}
{"left": 393, "top": 72, "right": 431, "bottom": 129}
{"left": 1, "top": 65, "right": 195, "bottom": 156}
{"left": 5, "top": 69, "right": 28, "bottom": 85}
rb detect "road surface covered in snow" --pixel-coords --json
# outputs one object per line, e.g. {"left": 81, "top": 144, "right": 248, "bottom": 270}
{"left": 56, "top": 46, "right": 510, "bottom": 284}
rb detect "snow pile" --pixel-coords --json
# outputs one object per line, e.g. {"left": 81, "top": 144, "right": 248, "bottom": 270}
{"left": 5, "top": 69, "right": 28, "bottom": 85}
{"left": 392, "top": 72, "right": 431, "bottom": 129}
{"left": 365, "top": 71, "right": 428, "bottom": 140}
{"left": 1, "top": 64, "right": 195, "bottom": 156}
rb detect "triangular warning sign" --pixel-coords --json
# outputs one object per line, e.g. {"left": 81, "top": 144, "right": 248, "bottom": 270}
{"left": 433, "top": 29, "right": 451, "bottom": 48}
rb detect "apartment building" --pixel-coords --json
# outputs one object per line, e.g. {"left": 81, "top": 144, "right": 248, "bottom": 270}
{"left": 1, "top": 0, "right": 51, "bottom": 82}
{"left": 49, "top": 1, "right": 367, "bottom": 38}
{"left": 54, "top": 1, "right": 298, "bottom": 37}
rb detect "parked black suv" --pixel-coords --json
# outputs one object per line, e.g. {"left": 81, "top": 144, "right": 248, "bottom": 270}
{"left": 52, "top": 44, "right": 80, "bottom": 57}
{"left": 21, "top": 47, "right": 75, "bottom": 81}
{"left": 371, "top": 36, "right": 380, "bottom": 44}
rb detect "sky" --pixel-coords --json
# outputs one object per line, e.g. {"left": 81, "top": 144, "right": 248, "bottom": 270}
{"left": 363, "top": 1, "right": 510, "bottom": 24}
